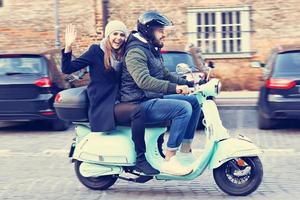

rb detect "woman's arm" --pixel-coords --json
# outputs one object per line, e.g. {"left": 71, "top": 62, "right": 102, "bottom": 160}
{"left": 61, "top": 47, "right": 95, "bottom": 74}
{"left": 61, "top": 24, "right": 95, "bottom": 74}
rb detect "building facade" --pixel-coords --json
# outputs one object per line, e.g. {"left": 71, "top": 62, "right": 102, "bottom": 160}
{"left": 1, "top": 0, "right": 299, "bottom": 90}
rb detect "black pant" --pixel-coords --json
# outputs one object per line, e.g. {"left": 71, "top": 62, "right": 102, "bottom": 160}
{"left": 114, "top": 103, "right": 165, "bottom": 159}
{"left": 114, "top": 103, "right": 146, "bottom": 158}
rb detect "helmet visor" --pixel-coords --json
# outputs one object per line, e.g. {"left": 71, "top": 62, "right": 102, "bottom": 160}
{"left": 139, "top": 11, "right": 173, "bottom": 27}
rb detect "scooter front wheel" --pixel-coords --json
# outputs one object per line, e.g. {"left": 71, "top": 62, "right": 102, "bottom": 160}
{"left": 74, "top": 161, "right": 118, "bottom": 190}
{"left": 213, "top": 156, "right": 263, "bottom": 196}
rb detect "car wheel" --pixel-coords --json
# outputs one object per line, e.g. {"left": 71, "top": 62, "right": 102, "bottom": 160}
{"left": 49, "top": 119, "right": 71, "bottom": 131}
{"left": 258, "top": 111, "right": 274, "bottom": 130}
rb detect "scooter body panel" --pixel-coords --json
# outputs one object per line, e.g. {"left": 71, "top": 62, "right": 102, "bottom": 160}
{"left": 144, "top": 127, "right": 168, "bottom": 170}
{"left": 208, "top": 137, "right": 262, "bottom": 169}
{"left": 74, "top": 124, "right": 91, "bottom": 143}
{"left": 156, "top": 140, "right": 216, "bottom": 181}
{"left": 155, "top": 96, "right": 232, "bottom": 180}
{"left": 73, "top": 126, "right": 136, "bottom": 166}
{"left": 73, "top": 125, "right": 167, "bottom": 168}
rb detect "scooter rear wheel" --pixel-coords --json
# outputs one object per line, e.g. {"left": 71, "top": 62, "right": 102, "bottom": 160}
{"left": 74, "top": 161, "right": 118, "bottom": 190}
{"left": 213, "top": 156, "right": 263, "bottom": 196}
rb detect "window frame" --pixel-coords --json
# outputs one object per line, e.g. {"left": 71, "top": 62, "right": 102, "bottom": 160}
{"left": 187, "top": 6, "right": 253, "bottom": 59}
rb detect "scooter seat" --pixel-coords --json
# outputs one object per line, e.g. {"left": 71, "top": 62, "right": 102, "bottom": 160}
{"left": 116, "top": 121, "right": 171, "bottom": 128}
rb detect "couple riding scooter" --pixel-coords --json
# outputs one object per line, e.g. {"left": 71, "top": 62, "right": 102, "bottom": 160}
{"left": 62, "top": 11, "right": 202, "bottom": 176}
{"left": 54, "top": 11, "right": 263, "bottom": 196}
{"left": 119, "top": 11, "right": 202, "bottom": 176}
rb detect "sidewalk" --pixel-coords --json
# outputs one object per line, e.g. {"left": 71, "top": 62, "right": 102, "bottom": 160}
{"left": 215, "top": 91, "right": 258, "bottom": 107}
{"left": 217, "top": 91, "right": 259, "bottom": 99}
{"left": 214, "top": 91, "right": 259, "bottom": 129}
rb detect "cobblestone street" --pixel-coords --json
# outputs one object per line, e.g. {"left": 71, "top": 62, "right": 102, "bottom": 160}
{"left": 0, "top": 122, "right": 300, "bottom": 199}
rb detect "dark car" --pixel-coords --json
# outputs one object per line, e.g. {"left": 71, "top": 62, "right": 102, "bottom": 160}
{"left": 257, "top": 44, "right": 300, "bottom": 129}
{"left": 0, "top": 49, "right": 72, "bottom": 131}
{"left": 161, "top": 50, "right": 206, "bottom": 82}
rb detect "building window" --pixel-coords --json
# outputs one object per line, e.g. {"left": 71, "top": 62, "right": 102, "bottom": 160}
{"left": 187, "top": 6, "right": 252, "bottom": 58}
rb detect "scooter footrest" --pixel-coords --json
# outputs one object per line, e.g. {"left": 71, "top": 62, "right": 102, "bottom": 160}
{"left": 118, "top": 175, "right": 153, "bottom": 183}
{"left": 135, "top": 176, "right": 153, "bottom": 183}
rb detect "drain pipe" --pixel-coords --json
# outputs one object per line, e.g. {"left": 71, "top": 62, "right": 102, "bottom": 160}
{"left": 54, "top": 0, "right": 61, "bottom": 49}
{"left": 102, "top": 0, "right": 109, "bottom": 34}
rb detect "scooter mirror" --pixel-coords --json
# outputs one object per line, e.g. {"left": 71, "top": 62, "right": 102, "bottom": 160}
{"left": 176, "top": 63, "right": 192, "bottom": 75}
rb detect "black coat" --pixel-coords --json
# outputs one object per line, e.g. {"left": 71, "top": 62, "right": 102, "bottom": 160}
{"left": 62, "top": 44, "right": 120, "bottom": 132}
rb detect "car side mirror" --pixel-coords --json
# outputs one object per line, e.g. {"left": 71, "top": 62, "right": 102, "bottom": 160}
{"left": 207, "top": 61, "right": 215, "bottom": 68}
{"left": 250, "top": 61, "right": 265, "bottom": 68}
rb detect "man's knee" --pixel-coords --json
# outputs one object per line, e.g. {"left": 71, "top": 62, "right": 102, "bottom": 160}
{"left": 186, "top": 95, "right": 200, "bottom": 109}
{"left": 178, "top": 101, "right": 193, "bottom": 117}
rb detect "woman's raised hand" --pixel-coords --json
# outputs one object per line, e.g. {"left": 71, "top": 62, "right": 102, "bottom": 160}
{"left": 64, "top": 24, "right": 77, "bottom": 53}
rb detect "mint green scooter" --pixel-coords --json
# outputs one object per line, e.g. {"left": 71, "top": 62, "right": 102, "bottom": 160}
{"left": 55, "top": 64, "right": 263, "bottom": 196}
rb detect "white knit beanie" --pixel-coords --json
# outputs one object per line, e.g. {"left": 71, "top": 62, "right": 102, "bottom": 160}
{"left": 104, "top": 20, "right": 128, "bottom": 38}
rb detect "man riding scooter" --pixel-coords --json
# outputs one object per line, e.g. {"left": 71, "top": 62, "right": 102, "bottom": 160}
{"left": 119, "top": 11, "right": 202, "bottom": 176}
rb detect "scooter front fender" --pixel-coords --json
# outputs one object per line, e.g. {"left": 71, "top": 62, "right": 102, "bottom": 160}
{"left": 208, "top": 136, "right": 262, "bottom": 169}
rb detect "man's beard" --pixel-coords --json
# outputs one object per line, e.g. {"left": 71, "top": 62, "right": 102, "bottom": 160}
{"left": 152, "top": 38, "right": 164, "bottom": 48}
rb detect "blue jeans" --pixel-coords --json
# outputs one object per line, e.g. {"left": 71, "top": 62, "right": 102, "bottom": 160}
{"left": 140, "top": 94, "right": 201, "bottom": 150}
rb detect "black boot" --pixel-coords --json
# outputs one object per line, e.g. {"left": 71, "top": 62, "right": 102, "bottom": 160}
{"left": 135, "top": 154, "right": 160, "bottom": 175}
{"left": 157, "top": 134, "right": 165, "bottom": 158}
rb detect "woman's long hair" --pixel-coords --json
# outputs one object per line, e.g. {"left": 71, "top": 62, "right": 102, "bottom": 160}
{"left": 104, "top": 37, "right": 126, "bottom": 70}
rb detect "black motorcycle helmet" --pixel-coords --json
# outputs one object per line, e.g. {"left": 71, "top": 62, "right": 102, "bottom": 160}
{"left": 137, "top": 11, "right": 173, "bottom": 43}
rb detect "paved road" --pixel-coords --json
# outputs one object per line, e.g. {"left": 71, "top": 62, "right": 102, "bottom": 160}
{"left": 0, "top": 121, "right": 300, "bottom": 200}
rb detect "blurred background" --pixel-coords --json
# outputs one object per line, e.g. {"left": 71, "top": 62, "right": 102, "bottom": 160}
{"left": 1, "top": 1, "right": 300, "bottom": 199}
{"left": 1, "top": 0, "right": 300, "bottom": 90}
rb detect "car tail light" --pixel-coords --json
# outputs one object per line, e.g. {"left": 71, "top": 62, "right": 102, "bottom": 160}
{"left": 266, "top": 78, "right": 296, "bottom": 89}
{"left": 160, "top": 50, "right": 169, "bottom": 54}
{"left": 41, "top": 111, "right": 55, "bottom": 116}
{"left": 35, "top": 77, "right": 52, "bottom": 87}
{"left": 55, "top": 93, "right": 62, "bottom": 103}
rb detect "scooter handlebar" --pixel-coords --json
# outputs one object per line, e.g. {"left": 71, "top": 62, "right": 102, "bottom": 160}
{"left": 188, "top": 78, "right": 221, "bottom": 97}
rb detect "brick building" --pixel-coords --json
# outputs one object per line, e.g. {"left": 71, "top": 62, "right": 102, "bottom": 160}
{"left": 1, "top": 0, "right": 300, "bottom": 90}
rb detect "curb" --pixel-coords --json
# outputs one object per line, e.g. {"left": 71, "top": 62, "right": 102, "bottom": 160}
{"left": 215, "top": 91, "right": 258, "bottom": 109}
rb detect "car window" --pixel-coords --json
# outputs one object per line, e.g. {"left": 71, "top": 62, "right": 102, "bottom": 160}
{"left": 263, "top": 52, "right": 276, "bottom": 79}
{"left": 274, "top": 51, "right": 300, "bottom": 74}
{"left": 162, "top": 52, "right": 196, "bottom": 72}
{"left": 265, "top": 52, "right": 276, "bottom": 70}
{"left": 0, "top": 56, "right": 47, "bottom": 75}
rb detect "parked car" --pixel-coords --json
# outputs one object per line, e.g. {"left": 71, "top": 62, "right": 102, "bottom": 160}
{"left": 256, "top": 44, "right": 300, "bottom": 129}
{"left": 0, "top": 49, "right": 72, "bottom": 131}
{"left": 161, "top": 50, "right": 206, "bottom": 82}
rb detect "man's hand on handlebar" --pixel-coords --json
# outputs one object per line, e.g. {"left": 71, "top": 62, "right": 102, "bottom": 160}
{"left": 176, "top": 85, "right": 192, "bottom": 94}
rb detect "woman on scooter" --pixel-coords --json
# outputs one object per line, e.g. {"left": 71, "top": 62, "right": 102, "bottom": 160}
{"left": 61, "top": 21, "right": 159, "bottom": 175}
